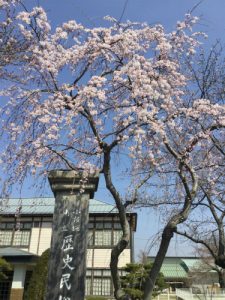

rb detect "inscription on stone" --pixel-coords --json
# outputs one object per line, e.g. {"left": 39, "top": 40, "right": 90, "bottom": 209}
{"left": 45, "top": 171, "right": 99, "bottom": 300}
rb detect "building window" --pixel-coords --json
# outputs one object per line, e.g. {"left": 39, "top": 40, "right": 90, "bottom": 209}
{"left": 0, "top": 231, "right": 13, "bottom": 246}
{"left": 33, "top": 221, "right": 40, "bottom": 228}
{"left": 87, "top": 219, "right": 126, "bottom": 248}
{"left": 113, "top": 230, "right": 123, "bottom": 245}
{"left": 0, "top": 222, "right": 31, "bottom": 247}
{"left": 114, "top": 222, "right": 122, "bottom": 229}
{"left": 95, "top": 230, "right": 112, "bottom": 246}
{"left": 101, "top": 278, "right": 111, "bottom": 296}
{"left": 86, "top": 269, "right": 112, "bottom": 296}
{"left": 85, "top": 277, "right": 92, "bottom": 295}
{"left": 12, "top": 231, "right": 30, "bottom": 246}
{"left": 93, "top": 278, "right": 102, "bottom": 295}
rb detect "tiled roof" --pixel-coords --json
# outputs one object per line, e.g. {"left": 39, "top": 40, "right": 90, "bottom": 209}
{"left": 0, "top": 198, "right": 118, "bottom": 215}
{"left": 181, "top": 259, "right": 202, "bottom": 271}
{"left": 160, "top": 261, "right": 187, "bottom": 279}
{"left": 149, "top": 257, "right": 206, "bottom": 279}
{"left": 90, "top": 199, "right": 117, "bottom": 213}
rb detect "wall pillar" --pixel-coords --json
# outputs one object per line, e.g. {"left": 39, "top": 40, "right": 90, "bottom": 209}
{"left": 10, "top": 265, "right": 26, "bottom": 300}
{"left": 45, "top": 170, "right": 99, "bottom": 300}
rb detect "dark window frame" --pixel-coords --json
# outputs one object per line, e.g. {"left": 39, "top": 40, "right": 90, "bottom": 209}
{"left": 86, "top": 268, "right": 113, "bottom": 296}
{"left": 0, "top": 222, "right": 32, "bottom": 248}
{"left": 87, "top": 217, "right": 129, "bottom": 249}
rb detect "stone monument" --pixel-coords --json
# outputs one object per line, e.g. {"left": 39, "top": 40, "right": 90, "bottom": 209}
{"left": 45, "top": 170, "right": 99, "bottom": 300}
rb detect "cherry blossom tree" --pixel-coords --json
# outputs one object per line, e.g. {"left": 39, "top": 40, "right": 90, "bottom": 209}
{"left": 132, "top": 99, "right": 224, "bottom": 299}
{"left": 175, "top": 181, "right": 225, "bottom": 287}
{"left": 0, "top": 3, "right": 224, "bottom": 300}
{"left": 0, "top": 0, "right": 29, "bottom": 82}
{"left": 134, "top": 43, "right": 225, "bottom": 299}
{"left": 172, "top": 44, "right": 225, "bottom": 289}
{"left": 175, "top": 148, "right": 225, "bottom": 287}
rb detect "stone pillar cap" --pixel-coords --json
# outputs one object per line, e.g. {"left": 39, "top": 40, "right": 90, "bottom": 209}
{"left": 48, "top": 169, "right": 99, "bottom": 198}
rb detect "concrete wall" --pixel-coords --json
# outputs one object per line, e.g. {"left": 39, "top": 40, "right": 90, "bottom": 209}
{"left": 87, "top": 248, "right": 131, "bottom": 268}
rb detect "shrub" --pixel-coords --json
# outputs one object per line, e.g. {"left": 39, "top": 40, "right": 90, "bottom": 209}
{"left": 0, "top": 258, "right": 12, "bottom": 281}
{"left": 24, "top": 248, "right": 50, "bottom": 300}
{"left": 121, "top": 263, "right": 168, "bottom": 299}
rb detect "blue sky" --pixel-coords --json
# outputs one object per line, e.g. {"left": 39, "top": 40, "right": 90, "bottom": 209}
{"left": 14, "top": 0, "right": 225, "bottom": 258}
{"left": 32, "top": 0, "right": 225, "bottom": 44}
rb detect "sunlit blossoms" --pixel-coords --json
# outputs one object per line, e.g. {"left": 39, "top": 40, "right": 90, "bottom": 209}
{"left": 0, "top": 6, "right": 213, "bottom": 189}
{"left": 0, "top": 3, "right": 224, "bottom": 299}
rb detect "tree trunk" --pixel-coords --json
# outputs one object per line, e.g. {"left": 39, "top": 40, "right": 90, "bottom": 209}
{"left": 143, "top": 226, "right": 174, "bottom": 300}
{"left": 218, "top": 270, "right": 225, "bottom": 288}
{"left": 103, "top": 149, "right": 130, "bottom": 299}
{"left": 110, "top": 238, "right": 129, "bottom": 300}
{"left": 142, "top": 140, "right": 197, "bottom": 300}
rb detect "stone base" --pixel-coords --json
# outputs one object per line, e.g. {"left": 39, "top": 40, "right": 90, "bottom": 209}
{"left": 10, "top": 288, "right": 24, "bottom": 300}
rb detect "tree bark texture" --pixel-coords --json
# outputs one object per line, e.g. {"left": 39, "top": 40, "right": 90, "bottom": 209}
{"left": 103, "top": 149, "right": 130, "bottom": 299}
{"left": 218, "top": 270, "right": 225, "bottom": 289}
{"left": 143, "top": 226, "right": 174, "bottom": 300}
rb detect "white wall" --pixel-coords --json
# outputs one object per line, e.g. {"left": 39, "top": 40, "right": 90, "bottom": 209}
{"left": 37, "top": 222, "right": 52, "bottom": 255}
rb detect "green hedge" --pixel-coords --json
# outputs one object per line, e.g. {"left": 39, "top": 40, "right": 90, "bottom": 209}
{"left": 24, "top": 249, "right": 50, "bottom": 300}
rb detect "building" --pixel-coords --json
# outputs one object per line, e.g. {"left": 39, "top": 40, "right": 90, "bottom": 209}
{"left": 149, "top": 256, "right": 196, "bottom": 291}
{"left": 148, "top": 256, "right": 222, "bottom": 300}
{"left": 0, "top": 197, "right": 137, "bottom": 300}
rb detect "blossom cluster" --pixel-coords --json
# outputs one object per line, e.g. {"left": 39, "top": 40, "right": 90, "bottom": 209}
{"left": 0, "top": 4, "right": 224, "bottom": 199}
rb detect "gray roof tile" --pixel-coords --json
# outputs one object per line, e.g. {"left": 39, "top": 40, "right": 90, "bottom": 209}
{"left": 0, "top": 198, "right": 117, "bottom": 215}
